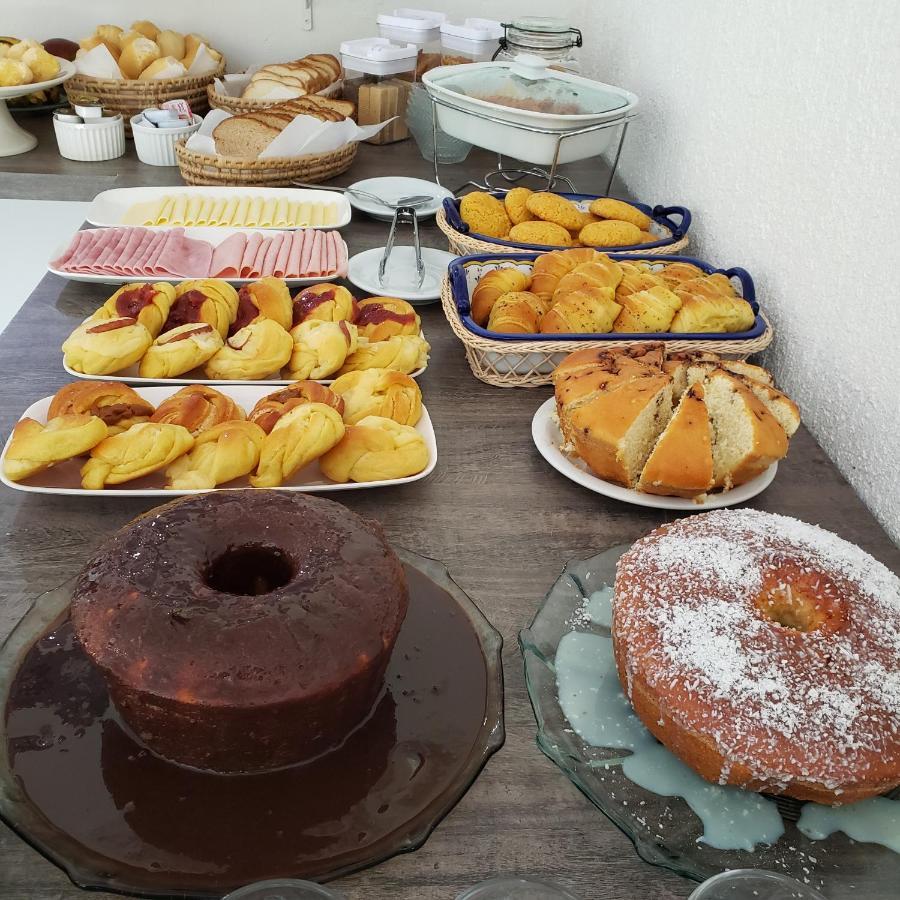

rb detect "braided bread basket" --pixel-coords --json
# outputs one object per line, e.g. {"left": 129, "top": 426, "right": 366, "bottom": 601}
{"left": 66, "top": 60, "right": 225, "bottom": 136}
{"left": 442, "top": 254, "right": 774, "bottom": 388}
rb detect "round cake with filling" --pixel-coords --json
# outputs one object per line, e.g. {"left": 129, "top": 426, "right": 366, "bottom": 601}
{"left": 613, "top": 509, "right": 900, "bottom": 804}
{"left": 71, "top": 490, "right": 409, "bottom": 773}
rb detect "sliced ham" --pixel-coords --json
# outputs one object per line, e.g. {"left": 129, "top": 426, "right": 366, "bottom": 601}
{"left": 210, "top": 232, "right": 248, "bottom": 278}
{"left": 285, "top": 231, "right": 304, "bottom": 278}
{"left": 259, "top": 232, "right": 285, "bottom": 277}
{"left": 334, "top": 232, "right": 348, "bottom": 277}
{"left": 50, "top": 229, "right": 91, "bottom": 269}
{"left": 110, "top": 228, "right": 150, "bottom": 276}
{"left": 141, "top": 230, "right": 171, "bottom": 276}
{"left": 119, "top": 229, "right": 157, "bottom": 276}
{"left": 324, "top": 231, "right": 337, "bottom": 276}
{"left": 96, "top": 228, "right": 134, "bottom": 271}
{"left": 249, "top": 235, "right": 269, "bottom": 279}
{"left": 69, "top": 229, "right": 120, "bottom": 272}
{"left": 240, "top": 232, "right": 264, "bottom": 278}
{"left": 156, "top": 229, "right": 214, "bottom": 277}
{"left": 273, "top": 232, "right": 293, "bottom": 277}
{"left": 298, "top": 231, "right": 314, "bottom": 275}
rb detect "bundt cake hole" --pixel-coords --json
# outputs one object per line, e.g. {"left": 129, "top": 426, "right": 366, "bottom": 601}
{"left": 755, "top": 584, "right": 826, "bottom": 632}
{"left": 206, "top": 544, "right": 295, "bottom": 596}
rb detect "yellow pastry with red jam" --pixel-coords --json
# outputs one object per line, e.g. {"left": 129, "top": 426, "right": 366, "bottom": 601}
{"left": 291, "top": 283, "right": 357, "bottom": 325}
{"left": 204, "top": 319, "right": 293, "bottom": 381}
{"left": 355, "top": 297, "right": 421, "bottom": 342}
{"left": 48, "top": 381, "right": 155, "bottom": 437}
{"left": 162, "top": 280, "right": 236, "bottom": 339}
{"left": 63, "top": 317, "right": 153, "bottom": 375}
{"left": 229, "top": 278, "right": 293, "bottom": 336}
{"left": 90, "top": 282, "right": 176, "bottom": 338}
{"left": 139, "top": 323, "right": 224, "bottom": 379}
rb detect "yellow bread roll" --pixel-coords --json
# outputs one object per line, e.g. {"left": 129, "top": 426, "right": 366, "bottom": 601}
{"left": 6, "top": 40, "right": 40, "bottom": 61}
{"left": 150, "top": 385, "right": 245, "bottom": 436}
{"left": 459, "top": 192, "right": 511, "bottom": 239}
{"left": 613, "top": 285, "right": 683, "bottom": 332}
{"left": 91, "top": 281, "right": 176, "bottom": 338}
{"left": 658, "top": 262, "right": 706, "bottom": 286}
{"left": 291, "top": 283, "right": 357, "bottom": 325}
{"left": 78, "top": 35, "right": 120, "bottom": 60}
{"left": 95, "top": 25, "right": 125, "bottom": 49}
{"left": 165, "top": 420, "right": 266, "bottom": 490}
{"left": 21, "top": 47, "right": 59, "bottom": 82}
{"left": 530, "top": 248, "right": 605, "bottom": 302}
{"left": 248, "top": 381, "right": 344, "bottom": 434}
{"left": 3, "top": 415, "right": 109, "bottom": 482}
{"left": 139, "top": 56, "right": 187, "bottom": 79}
{"left": 118, "top": 36, "right": 160, "bottom": 79}
{"left": 232, "top": 277, "right": 293, "bottom": 334}
{"left": 540, "top": 288, "right": 622, "bottom": 334}
{"left": 286, "top": 319, "right": 358, "bottom": 380}
{"left": 118, "top": 30, "right": 145, "bottom": 49}
{"left": 471, "top": 267, "right": 532, "bottom": 327}
{"left": 62, "top": 317, "right": 153, "bottom": 376}
{"left": 330, "top": 369, "right": 422, "bottom": 426}
{"left": 588, "top": 198, "right": 652, "bottom": 231}
{"left": 579, "top": 219, "right": 643, "bottom": 248}
{"left": 156, "top": 29, "right": 185, "bottom": 60}
{"left": 337, "top": 334, "right": 429, "bottom": 376}
{"left": 139, "top": 323, "right": 224, "bottom": 379}
{"left": 204, "top": 319, "right": 293, "bottom": 380}
{"left": 355, "top": 297, "right": 421, "bottom": 342}
{"left": 555, "top": 258, "right": 624, "bottom": 295}
{"left": 130, "top": 21, "right": 161, "bottom": 41}
{"left": 48, "top": 381, "right": 154, "bottom": 437}
{"left": 615, "top": 263, "right": 664, "bottom": 300}
{"left": 81, "top": 422, "right": 194, "bottom": 489}
{"left": 509, "top": 220, "right": 572, "bottom": 247}
{"left": 319, "top": 416, "right": 429, "bottom": 484}
{"left": 251, "top": 402, "right": 345, "bottom": 488}
{"left": 487, "top": 291, "right": 549, "bottom": 334}
{"left": 171, "top": 278, "right": 238, "bottom": 337}
{"left": 504, "top": 187, "right": 535, "bottom": 225}
{"left": 0, "top": 59, "right": 32, "bottom": 87}
{"left": 669, "top": 294, "right": 755, "bottom": 333}
{"left": 525, "top": 193, "right": 585, "bottom": 231}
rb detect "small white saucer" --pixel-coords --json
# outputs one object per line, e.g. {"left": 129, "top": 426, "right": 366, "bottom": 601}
{"left": 348, "top": 246, "right": 457, "bottom": 304}
{"left": 347, "top": 176, "right": 454, "bottom": 222}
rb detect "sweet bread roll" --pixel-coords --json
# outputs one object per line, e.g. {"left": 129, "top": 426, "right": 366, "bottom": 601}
{"left": 139, "top": 323, "right": 225, "bottom": 379}
{"left": 165, "top": 420, "right": 266, "bottom": 490}
{"left": 3, "top": 415, "right": 108, "bottom": 482}
{"left": 139, "top": 56, "right": 187, "bottom": 79}
{"left": 95, "top": 25, "right": 125, "bottom": 48}
{"left": 164, "top": 281, "right": 236, "bottom": 338}
{"left": 48, "top": 381, "right": 154, "bottom": 437}
{"left": 530, "top": 248, "right": 604, "bottom": 302}
{"left": 81, "top": 422, "right": 194, "bottom": 489}
{"left": 0, "top": 60, "right": 33, "bottom": 88}
{"left": 78, "top": 35, "right": 120, "bottom": 60}
{"left": 118, "top": 30, "right": 145, "bottom": 49}
{"left": 540, "top": 288, "right": 622, "bottom": 334}
{"left": 580, "top": 220, "right": 642, "bottom": 248}
{"left": 669, "top": 294, "right": 755, "bottom": 333}
{"left": 150, "top": 385, "right": 245, "bottom": 436}
{"left": 330, "top": 369, "right": 422, "bottom": 426}
{"left": 613, "top": 285, "right": 683, "bottom": 332}
{"left": 129, "top": 21, "right": 160, "bottom": 41}
{"left": 286, "top": 319, "right": 358, "bottom": 380}
{"left": 615, "top": 263, "right": 665, "bottom": 300}
{"left": 588, "top": 198, "right": 652, "bottom": 231}
{"left": 250, "top": 402, "right": 345, "bottom": 488}
{"left": 471, "top": 268, "right": 532, "bottom": 327}
{"left": 504, "top": 187, "right": 535, "bottom": 225}
{"left": 487, "top": 291, "right": 549, "bottom": 334}
{"left": 204, "top": 319, "right": 293, "bottom": 381}
{"left": 231, "top": 277, "right": 293, "bottom": 335}
{"left": 6, "top": 39, "right": 41, "bottom": 61}
{"left": 555, "top": 258, "right": 624, "bottom": 295}
{"left": 658, "top": 262, "right": 706, "bottom": 287}
{"left": 509, "top": 221, "right": 572, "bottom": 247}
{"left": 525, "top": 193, "right": 585, "bottom": 231}
{"left": 338, "top": 334, "right": 430, "bottom": 375}
{"left": 291, "top": 283, "right": 357, "bottom": 326}
{"left": 21, "top": 47, "right": 60, "bottom": 82}
{"left": 156, "top": 30, "right": 185, "bottom": 60}
{"left": 355, "top": 297, "right": 420, "bottom": 342}
{"left": 248, "top": 381, "right": 344, "bottom": 433}
{"left": 319, "top": 416, "right": 429, "bottom": 484}
{"left": 62, "top": 317, "right": 153, "bottom": 376}
{"left": 91, "top": 282, "right": 176, "bottom": 338}
{"left": 118, "top": 37, "right": 161, "bottom": 79}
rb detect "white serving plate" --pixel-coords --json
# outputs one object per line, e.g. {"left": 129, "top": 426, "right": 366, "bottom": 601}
{"left": 347, "top": 177, "right": 454, "bottom": 222}
{"left": 531, "top": 397, "right": 777, "bottom": 510}
{"left": 1, "top": 385, "right": 437, "bottom": 497}
{"left": 48, "top": 226, "right": 348, "bottom": 286}
{"left": 85, "top": 185, "right": 352, "bottom": 229}
{"left": 348, "top": 247, "right": 457, "bottom": 304}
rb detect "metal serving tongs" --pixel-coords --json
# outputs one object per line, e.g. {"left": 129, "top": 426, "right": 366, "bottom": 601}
{"left": 292, "top": 181, "right": 433, "bottom": 210}
{"left": 379, "top": 206, "right": 425, "bottom": 289}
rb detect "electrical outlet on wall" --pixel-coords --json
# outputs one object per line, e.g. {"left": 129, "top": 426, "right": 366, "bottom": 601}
{"left": 302, "top": 0, "right": 313, "bottom": 30}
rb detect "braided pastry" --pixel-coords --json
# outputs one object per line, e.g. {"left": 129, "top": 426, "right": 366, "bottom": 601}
{"left": 330, "top": 369, "right": 422, "bottom": 426}
{"left": 90, "top": 282, "right": 176, "bottom": 338}
{"left": 291, "top": 283, "right": 357, "bottom": 326}
{"left": 286, "top": 319, "right": 358, "bottom": 380}
{"left": 165, "top": 420, "right": 266, "bottom": 490}
{"left": 139, "top": 323, "right": 224, "bottom": 379}
{"left": 150, "top": 385, "right": 245, "bottom": 436}
{"left": 229, "top": 277, "right": 293, "bottom": 335}
{"left": 355, "top": 297, "right": 421, "bottom": 342}
{"left": 62, "top": 317, "right": 153, "bottom": 376}
{"left": 48, "top": 381, "right": 154, "bottom": 437}
{"left": 204, "top": 319, "right": 293, "bottom": 381}
{"left": 163, "top": 280, "right": 237, "bottom": 339}
{"left": 3, "top": 415, "right": 109, "bottom": 482}
{"left": 248, "top": 381, "right": 344, "bottom": 433}
{"left": 337, "top": 334, "right": 429, "bottom": 376}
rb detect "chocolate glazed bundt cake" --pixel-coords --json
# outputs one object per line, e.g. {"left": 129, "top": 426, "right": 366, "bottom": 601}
{"left": 71, "top": 490, "right": 409, "bottom": 773}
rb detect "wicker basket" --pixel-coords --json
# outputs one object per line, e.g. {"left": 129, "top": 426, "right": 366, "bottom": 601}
{"left": 175, "top": 138, "right": 358, "bottom": 186}
{"left": 441, "top": 258, "right": 774, "bottom": 388}
{"left": 66, "top": 60, "right": 225, "bottom": 136}
{"left": 436, "top": 205, "right": 690, "bottom": 258}
{"left": 207, "top": 79, "right": 343, "bottom": 115}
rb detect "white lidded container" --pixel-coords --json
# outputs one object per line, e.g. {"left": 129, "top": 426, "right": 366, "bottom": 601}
{"left": 439, "top": 18, "right": 503, "bottom": 65}
{"left": 53, "top": 112, "right": 125, "bottom": 161}
{"left": 377, "top": 7, "right": 446, "bottom": 77}
{"left": 339, "top": 37, "right": 419, "bottom": 103}
{"left": 422, "top": 54, "right": 638, "bottom": 166}
{"left": 130, "top": 113, "right": 202, "bottom": 166}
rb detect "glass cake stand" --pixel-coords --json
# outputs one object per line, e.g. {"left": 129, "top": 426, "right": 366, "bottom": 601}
{"left": 519, "top": 545, "right": 900, "bottom": 898}
{"left": 0, "top": 550, "right": 504, "bottom": 897}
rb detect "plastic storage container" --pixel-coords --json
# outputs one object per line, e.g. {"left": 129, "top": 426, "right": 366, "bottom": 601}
{"left": 440, "top": 18, "right": 503, "bottom": 65}
{"left": 340, "top": 37, "right": 418, "bottom": 144}
{"left": 52, "top": 111, "right": 125, "bottom": 161}
{"left": 130, "top": 112, "right": 202, "bottom": 166}
{"left": 377, "top": 7, "right": 446, "bottom": 78}
{"left": 495, "top": 16, "right": 582, "bottom": 72}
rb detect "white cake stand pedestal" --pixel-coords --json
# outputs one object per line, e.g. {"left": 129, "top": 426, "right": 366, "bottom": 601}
{"left": 0, "top": 58, "right": 75, "bottom": 157}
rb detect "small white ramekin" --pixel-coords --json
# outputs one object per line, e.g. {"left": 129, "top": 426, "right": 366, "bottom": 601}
{"left": 53, "top": 114, "right": 126, "bottom": 162}
{"left": 130, "top": 113, "right": 203, "bottom": 166}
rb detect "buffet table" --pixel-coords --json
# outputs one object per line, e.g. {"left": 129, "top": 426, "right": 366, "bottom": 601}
{"left": 0, "top": 137, "right": 897, "bottom": 900}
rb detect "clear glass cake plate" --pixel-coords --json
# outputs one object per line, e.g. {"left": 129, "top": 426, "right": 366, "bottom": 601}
{"left": 519, "top": 545, "right": 900, "bottom": 898}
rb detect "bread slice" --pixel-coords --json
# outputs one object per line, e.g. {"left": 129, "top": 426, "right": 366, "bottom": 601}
{"left": 638, "top": 382, "right": 714, "bottom": 498}
{"left": 740, "top": 378, "right": 801, "bottom": 437}
{"left": 212, "top": 116, "right": 280, "bottom": 158}
{"left": 243, "top": 79, "right": 305, "bottom": 100}
{"left": 702, "top": 369, "right": 788, "bottom": 489}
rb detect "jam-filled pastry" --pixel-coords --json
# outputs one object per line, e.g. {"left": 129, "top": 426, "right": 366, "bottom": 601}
{"left": 291, "top": 283, "right": 357, "bottom": 326}
{"left": 250, "top": 402, "right": 345, "bottom": 488}
{"left": 286, "top": 319, "right": 358, "bottom": 380}
{"left": 204, "top": 319, "right": 293, "bottom": 381}
{"left": 48, "top": 381, "right": 155, "bottom": 437}
{"left": 150, "top": 385, "right": 245, "bottom": 436}
{"left": 337, "top": 334, "right": 430, "bottom": 376}
{"left": 81, "top": 422, "right": 194, "bottom": 489}
{"left": 89, "top": 282, "right": 176, "bottom": 338}
{"left": 229, "top": 277, "right": 293, "bottom": 336}
{"left": 330, "top": 369, "right": 422, "bottom": 426}
{"left": 165, "top": 420, "right": 266, "bottom": 490}
{"left": 247, "top": 381, "right": 344, "bottom": 433}
{"left": 3, "top": 415, "right": 109, "bottom": 482}
{"left": 62, "top": 316, "right": 153, "bottom": 376}
{"left": 162, "top": 280, "right": 236, "bottom": 339}
{"left": 138, "top": 323, "right": 224, "bottom": 379}
{"left": 319, "top": 415, "right": 428, "bottom": 483}
{"left": 354, "top": 297, "right": 420, "bottom": 342}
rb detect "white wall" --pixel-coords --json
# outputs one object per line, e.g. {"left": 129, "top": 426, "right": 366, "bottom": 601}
{"left": 574, "top": 0, "right": 900, "bottom": 544}
{"left": 4, "top": 0, "right": 550, "bottom": 69}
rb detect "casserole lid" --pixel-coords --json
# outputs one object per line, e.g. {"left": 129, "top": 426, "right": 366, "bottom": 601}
{"left": 424, "top": 54, "right": 631, "bottom": 119}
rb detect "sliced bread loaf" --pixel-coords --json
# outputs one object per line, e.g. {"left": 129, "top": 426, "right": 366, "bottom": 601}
{"left": 212, "top": 116, "right": 280, "bottom": 158}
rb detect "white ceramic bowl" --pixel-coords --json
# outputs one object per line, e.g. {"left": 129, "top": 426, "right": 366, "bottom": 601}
{"left": 53, "top": 114, "right": 125, "bottom": 162}
{"left": 130, "top": 113, "right": 203, "bottom": 166}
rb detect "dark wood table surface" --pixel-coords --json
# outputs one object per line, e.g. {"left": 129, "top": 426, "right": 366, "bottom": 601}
{"left": 0, "top": 126, "right": 897, "bottom": 900}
